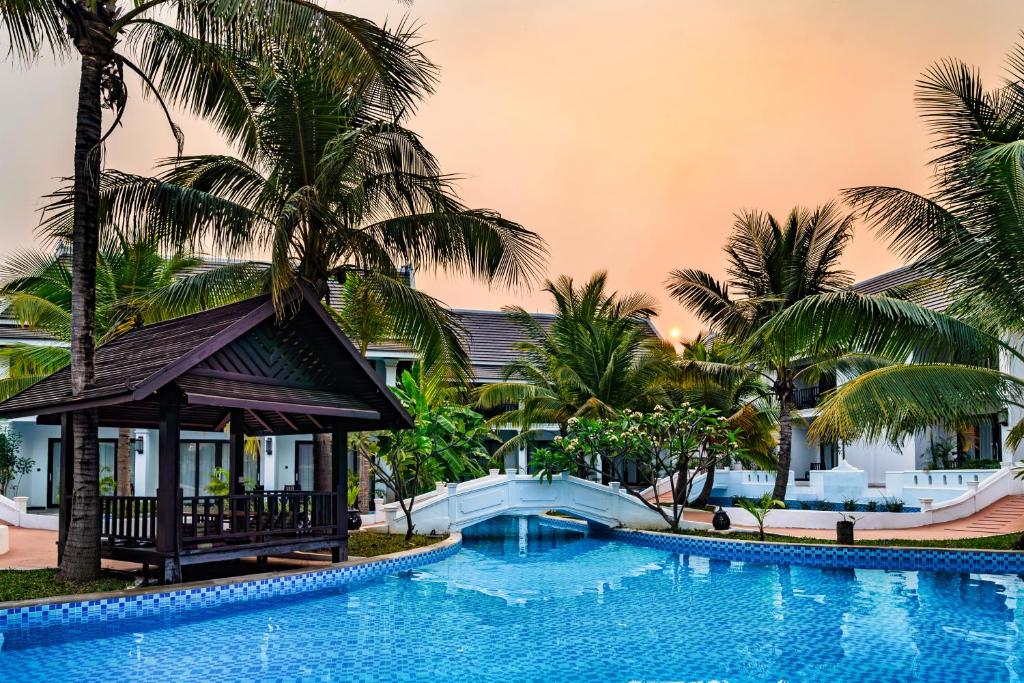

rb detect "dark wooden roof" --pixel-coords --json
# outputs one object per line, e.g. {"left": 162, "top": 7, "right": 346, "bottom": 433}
{"left": 0, "top": 288, "right": 413, "bottom": 434}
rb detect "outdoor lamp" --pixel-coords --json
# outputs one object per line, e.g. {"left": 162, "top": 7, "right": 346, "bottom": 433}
{"left": 134, "top": 435, "right": 144, "bottom": 455}
{"left": 265, "top": 437, "right": 273, "bottom": 456}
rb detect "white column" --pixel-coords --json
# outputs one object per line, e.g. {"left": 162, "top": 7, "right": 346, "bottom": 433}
{"left": 384, "top": 359, "right": 399, "bottom": 387}
{"left": 517, "top": 438, "right": 528, "bottom": 474}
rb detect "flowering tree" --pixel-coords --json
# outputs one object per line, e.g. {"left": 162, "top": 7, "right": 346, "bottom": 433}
{"left": 531, "top": 405, "right": 741, "bottom": 530}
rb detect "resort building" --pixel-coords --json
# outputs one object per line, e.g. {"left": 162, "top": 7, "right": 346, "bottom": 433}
{"left": 786, "top": 263, "right": 1021, "bottom": 487}
{"left": 0, "top": 268, "right": 588, "bottom": 514}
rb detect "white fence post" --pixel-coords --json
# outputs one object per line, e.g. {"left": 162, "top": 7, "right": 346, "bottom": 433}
{"left": 447, "top": 482, "right": 459, "bottom": 528}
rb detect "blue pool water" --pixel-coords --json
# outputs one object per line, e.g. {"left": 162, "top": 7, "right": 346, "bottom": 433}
{"left": 2, "top": 516, "right": 1023, "bottom": 682}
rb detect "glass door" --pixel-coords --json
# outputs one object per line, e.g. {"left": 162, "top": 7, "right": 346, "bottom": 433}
{"left": 48, "top": 438, "right": 119, "bottom": 506}
{"left": 295, "top": 442, "right": 314, "bottom": 490}
{"left": 47, "top": 439, "right": 61, "bottom": 507}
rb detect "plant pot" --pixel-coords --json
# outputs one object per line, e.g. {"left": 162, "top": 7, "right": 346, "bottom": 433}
{"left": 712, "top": 507, "right": 731, "bottom": 531}
{"left": 836, "top": 520, "right": 855, "bottom": 545}
{"left": 348, "top": 508, "right": 363, "bottom": 531}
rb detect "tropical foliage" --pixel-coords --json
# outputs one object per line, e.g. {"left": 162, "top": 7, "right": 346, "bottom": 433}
{"left": 735, "top": 493, "right": 785, "bottom": 541}
{"left": 531, "top": 405, "right": 741, "bottom": 531}
{"left": 0, "top": 425, "right": 28, "bottom": 497}
{"left": 671, "top": 334, "right": 777, "bottom": 507}
{"left": 0, "top": 234, "right": 261, "bottom": 493}
{"left": 759, "top": 39, "right": 1024, "bottom": 450}
{"left": 477, "top": 272, "right": 673, "bottom": 457}
{"left": 666, "top": 203, "right": 855, "bottom": 499}
{"left": 361, "top": 367, "right": 495, "bottom": 540}
{"left": 0, "top": 0, "right": 435, "bottom": 583}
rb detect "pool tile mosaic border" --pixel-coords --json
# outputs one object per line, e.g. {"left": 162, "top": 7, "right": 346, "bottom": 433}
{"left": 0, "top": 535, "right": 461, "bottom": 635}
{"left": 538, "top": 515, "right": 1024, "bottom": 574}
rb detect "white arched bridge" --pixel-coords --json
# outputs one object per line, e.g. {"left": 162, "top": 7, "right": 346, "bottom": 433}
{"left": 373, "top": 471, "right": 712, "bottom": 535}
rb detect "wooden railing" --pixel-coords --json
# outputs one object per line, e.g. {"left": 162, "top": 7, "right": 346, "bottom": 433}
{"left": 180, "top": 490, "right": 338, "bottom": 548}
{"left": 101, "top": 495, "right": 158, "bottom": 544}
{"left": 99, "top": 491, "right": 339, "bottom": 551}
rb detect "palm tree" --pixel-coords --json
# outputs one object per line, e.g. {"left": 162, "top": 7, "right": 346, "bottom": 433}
{"left": 673, "top": 334, "right": 776, "bottom": 508}
{"left": 0, "top": 233, "right": 263, "bottom": 494}
{"left": 666, "top": 203, "right": 854, "bottom": 499}
{"left": 477, "top": 272, "right": 673, "bottom": 464}
{"left": 756, "top": 39, "right": 1024, "bottom": 454}
{"left": 50, "top": 57, "right": 545, "bottom": 491}
{"left": 1, "top": 0, "right": 433, "bottom": 581}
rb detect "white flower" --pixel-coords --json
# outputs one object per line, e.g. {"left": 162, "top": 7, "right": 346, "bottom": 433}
{"left": 568, "top": 417, "right": 579, "bottom": 426}
{"left": 554, "top": 435, "right": 563, "bottom": 442}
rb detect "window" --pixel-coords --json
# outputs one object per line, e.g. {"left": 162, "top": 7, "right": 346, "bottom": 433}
{"left": 179, "top": 440, "right": 260, "bottom": 496}
{"left": 48, "top": 438, "right": 121, "bottom": 507}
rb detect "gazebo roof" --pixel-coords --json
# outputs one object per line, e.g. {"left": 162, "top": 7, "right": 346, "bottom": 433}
{"left": 0, "top": 287, "right": 413, "bottom": 434}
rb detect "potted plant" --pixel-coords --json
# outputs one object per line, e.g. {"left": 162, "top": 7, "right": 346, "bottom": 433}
{"left": 836, "top": 513, "right": 857, "bottom": 545}
{"left": 347, "top": 473, "right": 362, "bottom": 530}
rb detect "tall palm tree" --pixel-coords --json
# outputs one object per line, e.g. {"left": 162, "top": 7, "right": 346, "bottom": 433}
{"left": 666, "top": 203, "right": 854, "bottom": 499}
{"left": 50, "top": 57, "right": 545, "bottom": 491}
{"left": 0, "top": 0, "right": 433, "bottom": 581}
{"left": 0, "top": 233, "right": 263, "bottom": 493}
{"left": 751, "top": 39, "right": 1024, "bottom": 452}
{"left": 478, "top": 272, "right": 673, "bottom": 461}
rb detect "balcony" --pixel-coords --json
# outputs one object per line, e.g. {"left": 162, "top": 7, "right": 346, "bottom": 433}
{"left": 792, "top": 386, "right": 823, "bottom": 410}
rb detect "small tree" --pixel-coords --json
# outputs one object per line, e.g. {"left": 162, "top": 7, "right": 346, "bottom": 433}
{"left": 0, "top": 425, "right": 25, "bottom": 497}
{"left": 531, "top": 404, "right": 741, "bottom": 531}
{"left": 736, "top": 493, "right": 785, "bottom": 541}
{"left": 365, "top": 368, "right": 494, "bottom": 540}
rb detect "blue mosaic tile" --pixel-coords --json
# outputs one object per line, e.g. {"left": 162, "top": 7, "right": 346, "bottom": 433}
{"left": 0, "top": 536, "right": 461, "bottom": 635}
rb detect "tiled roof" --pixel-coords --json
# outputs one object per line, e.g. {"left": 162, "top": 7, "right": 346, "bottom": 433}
{"left": 451, "top": 310, "right": 558, "bottom": 382}
{"left": 0, "top": 290, "right": 413, "bottom": 432}
{"left": 851, "top": 263, "right": 953, "bottom": 312}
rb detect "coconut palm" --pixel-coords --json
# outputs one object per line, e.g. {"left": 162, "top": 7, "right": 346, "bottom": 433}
{"left": 45, "top": 57, "right": 545, "bottom": 491}
{"left": 1, "top": 0, "right": 434, "bottom": 582}
{"left": 666, "top": 203, "right": 854, "bottom": 499}
{"left": 758, "top": 39, "right": 1024, "bottom": 451}
{"left": 0, "top": 233, "right": 263, "bottom": 494}
{"left": 477, "top": 272, "right": 673, "bottom": 463}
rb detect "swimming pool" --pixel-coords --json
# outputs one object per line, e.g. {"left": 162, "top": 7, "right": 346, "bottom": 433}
{"left": 2, "top": 516, "right": 1022, "bottom": 682}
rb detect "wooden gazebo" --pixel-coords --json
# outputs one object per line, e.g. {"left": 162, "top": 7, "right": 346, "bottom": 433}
{"left": 0, "top": 287, "right": 412, "bottom": 582}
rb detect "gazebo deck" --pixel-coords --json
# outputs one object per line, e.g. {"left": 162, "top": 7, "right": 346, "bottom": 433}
{"left": 99, "top": 489, "right": 342, "bottom": 566}
{"left": 0, "top": 287, "right": 413, "bottom": 583}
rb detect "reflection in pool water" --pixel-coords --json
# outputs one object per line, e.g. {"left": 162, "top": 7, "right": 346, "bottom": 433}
{"left": 1, "top": 515, "right": 1022, "bottom": 682}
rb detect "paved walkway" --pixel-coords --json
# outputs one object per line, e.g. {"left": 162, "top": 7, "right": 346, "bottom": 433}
{"left": 0, "top": 527, "right": 342, "bottom": 578}
{"left": 4, "top": 497, "right": 1024, "bottom": 569}
{"left": 687, "top": 495, "right": 1024, "bottom": 540}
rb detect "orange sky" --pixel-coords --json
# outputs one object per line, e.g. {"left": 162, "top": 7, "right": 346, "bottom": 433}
{"left": 2, "top": 0, "right": 1023, "bottom": 335}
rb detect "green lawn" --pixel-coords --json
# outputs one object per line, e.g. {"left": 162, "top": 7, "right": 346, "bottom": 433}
{"left": 670, "top": 528, "right": 1023, "bottom": 551}
{"left": 0, "top": 569, "right": 134, "bottom": 603}
{"left": 347, "top": 532, "right": 444, "bottom": 557}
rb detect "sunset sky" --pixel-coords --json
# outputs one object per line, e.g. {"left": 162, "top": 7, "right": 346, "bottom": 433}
{"left": 2, "top": 1, "right": 1023, "bottom": 336}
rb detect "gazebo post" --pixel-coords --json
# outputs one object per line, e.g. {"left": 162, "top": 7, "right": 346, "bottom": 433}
{"left": 156, "top": 388, "right": 182, "bottom": 583}
{"left": 57, "top": 411, "right": 73, "bottom": 564}
{"left": 229, "top": 408, "right": 246, "bottom": 495}
{"left": 331, "top": 424, "right": 349, "bottom": 563}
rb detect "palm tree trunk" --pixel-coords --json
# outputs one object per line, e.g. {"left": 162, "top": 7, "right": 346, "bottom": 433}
{"left": 60, "top": 43, "right": 111, "bottom": 582}
{"left": 692, "top": 465, "right": 715, "bottom": 508}
{"left": 357, "top": 449, "right": 371, "bottom": 513}
{"left": 116, "top": 428, "right": 132, "bottom": 496}
{"left": 772, "top": 393, "right": 792, "bottom": 501}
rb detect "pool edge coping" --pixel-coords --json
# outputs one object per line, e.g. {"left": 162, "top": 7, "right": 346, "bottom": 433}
{"left": 0, "top": 532, "right": 461, "bottom": 612}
